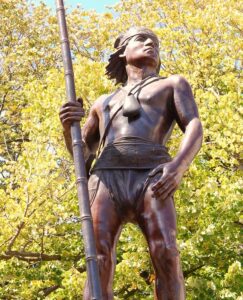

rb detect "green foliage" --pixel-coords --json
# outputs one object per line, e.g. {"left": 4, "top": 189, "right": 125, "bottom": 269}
{"left": 0, "top": 0, "right": 242, "bottom": 299}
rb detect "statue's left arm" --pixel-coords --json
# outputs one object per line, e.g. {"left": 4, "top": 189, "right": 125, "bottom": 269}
{"left": 152, "top": 75, "right": 203, "bottom": 201}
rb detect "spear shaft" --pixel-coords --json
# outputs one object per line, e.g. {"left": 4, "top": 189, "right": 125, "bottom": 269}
{"left": 55, "top": 1, "right": 102, "bottom": 299}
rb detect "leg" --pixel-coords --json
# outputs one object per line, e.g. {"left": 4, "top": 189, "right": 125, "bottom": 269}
{"left": 137, "top": 182, "right": 185, "bottom": 300}
{"left": 83, "top": 175, "right": 122, "bottom": 300}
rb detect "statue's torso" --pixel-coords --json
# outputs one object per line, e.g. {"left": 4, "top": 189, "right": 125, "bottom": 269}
{"left": 96, "top": 78, "right": 176, "bottom": 146}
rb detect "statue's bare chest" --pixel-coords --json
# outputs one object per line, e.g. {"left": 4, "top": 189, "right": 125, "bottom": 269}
{"left": 98, "top": 83, "right": 174, "bottom": 143}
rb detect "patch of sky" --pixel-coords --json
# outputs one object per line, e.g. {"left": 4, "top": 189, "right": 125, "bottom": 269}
{"left": 34, "top": 0, "right": 119, "bottom": 13}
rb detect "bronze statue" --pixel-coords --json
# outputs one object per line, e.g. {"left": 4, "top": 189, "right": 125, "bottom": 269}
{"left": 59, "top": 27, "right": 203, "bottom": 300}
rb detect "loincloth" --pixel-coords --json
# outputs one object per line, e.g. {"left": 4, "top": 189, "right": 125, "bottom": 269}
{"left": 91, "top": 136, "right": 171, "bottom": 171}
{"left": 88, "top": 168, "right": 163, "bottom": 221}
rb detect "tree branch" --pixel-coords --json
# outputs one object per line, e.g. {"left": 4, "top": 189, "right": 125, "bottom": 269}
{"left": 183, "top": 264, "right": 205, "bottom": 277}
{"left": 0, "top": 137, "right": 30, "bottom": 145}
{"left": 3, "top": 250, "right": 61, "bottom": 262}
{"left": 8, "top": 221, "right": 25, "bottom": 251}
{"left": 0, "top": 93, "right": 7, "bottom": 115}
{"left": 40, "top": 285, "right": 61, "bottom": 297}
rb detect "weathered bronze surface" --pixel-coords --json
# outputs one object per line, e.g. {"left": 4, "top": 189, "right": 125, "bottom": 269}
{"left": 60, "top": 27, "right": 203, "bottom": 300}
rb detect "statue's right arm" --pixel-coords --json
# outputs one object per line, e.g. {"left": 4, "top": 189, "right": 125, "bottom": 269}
{"left": 59, "top": 98, "right": 101, "bottom": 162}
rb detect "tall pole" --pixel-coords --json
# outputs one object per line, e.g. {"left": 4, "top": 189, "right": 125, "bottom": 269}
{"left": 55, "top": 1, "right": 102, "bottom": 299}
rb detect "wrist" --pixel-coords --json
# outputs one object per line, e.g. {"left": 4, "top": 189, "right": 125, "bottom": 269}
{"left": 172, "top": 156, "right": 189, "bottom": 172}
{"left": 63, "top": 127, "right": 71, "bottom": 136}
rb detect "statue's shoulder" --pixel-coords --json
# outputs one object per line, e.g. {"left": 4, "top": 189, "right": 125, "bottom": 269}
{"left": 96, "top": 89, "right": 121, "bottom": 105}
{"left": 164, "top": 74, "right": 190, "bottom": 88}
{"left": 93, "top": 93, "right": 111, "bottom": 107}
{"left": 93, "top": 89, "right": 120, "bottom": 112}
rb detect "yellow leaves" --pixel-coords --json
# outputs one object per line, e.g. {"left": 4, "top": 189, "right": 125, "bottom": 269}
{"left": 103, "top": 12, "right": 113, "bottom": 19}
{"left": 55, "top": 175, "right": 66, "bottom": 185}
{"left": 201, "top": 224, "right": 216, "bottom": 236}
{"left": 58, "top": 267, "right": 85, "bottom": 297}
{"left": 221, "top": 261, "right": 242, "bottom": 289}
{"left": 0, "top": 0, "right": 242, "bottom": 298}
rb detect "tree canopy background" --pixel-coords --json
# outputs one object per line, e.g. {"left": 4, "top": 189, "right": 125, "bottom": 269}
{"left": 0, "top": 0, "right": 242, "bottom": 299}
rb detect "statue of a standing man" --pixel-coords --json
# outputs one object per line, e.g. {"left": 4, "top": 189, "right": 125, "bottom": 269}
{"left": 59, "top": 27, "right": 203, "bottom": 300}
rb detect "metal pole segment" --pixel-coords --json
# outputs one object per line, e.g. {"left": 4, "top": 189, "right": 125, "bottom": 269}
{"left": 55, "top": 1, "right": 102, "bottom": 299}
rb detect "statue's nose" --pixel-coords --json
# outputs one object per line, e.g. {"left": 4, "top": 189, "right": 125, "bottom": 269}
{"left": 144, "top": 37, "right": 155, "bottom": 47}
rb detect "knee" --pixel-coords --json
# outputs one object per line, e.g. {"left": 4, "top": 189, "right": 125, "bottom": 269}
{"left": 163, "top": 245, "right": 180, "bottom": 262}
{"left": 150, "top": 241, "right": 180, "bottom": 268}
{"left": 150, "top": 241, "right": 165, "bottom": 266}
{"left": 96, "top": 238, "right": 113, "bottom": 267}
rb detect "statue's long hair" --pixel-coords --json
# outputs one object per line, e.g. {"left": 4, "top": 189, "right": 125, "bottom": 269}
{"left": 105, "top": 27, "right": 161, "bottom": 85}
{"left": 105, "top": 44, "right": 128, "bottom": 85}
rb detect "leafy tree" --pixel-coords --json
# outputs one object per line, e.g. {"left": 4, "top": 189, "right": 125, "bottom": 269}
{"left": 0, "top": 0, "right": 242, "bottom": 299}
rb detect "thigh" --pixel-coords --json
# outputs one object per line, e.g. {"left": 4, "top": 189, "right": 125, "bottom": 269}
{"left": 136, "top": 178, "right": 177, "bottom": 249}
{"left": 89, "top": 173, "right": 122, "bottom": 249}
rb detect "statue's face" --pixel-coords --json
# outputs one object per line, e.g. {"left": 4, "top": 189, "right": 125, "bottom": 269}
{"left": 123, "top": 33, "right": 160, "bottom": 70}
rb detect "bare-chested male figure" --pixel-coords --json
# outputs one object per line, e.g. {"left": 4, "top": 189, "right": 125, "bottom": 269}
{"left": 59, "top": 27, "right": 203, "bottom": 300}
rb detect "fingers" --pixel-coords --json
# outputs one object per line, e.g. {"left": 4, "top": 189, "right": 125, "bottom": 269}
{"left": 152, "top": 173, "right": 172, "bottom": 190}
{"left": 59, "top": 101, "right": 85, "bottom": 122}
{"left": 59, "top": 101, "right": 85, "bottom": 131}
{"left": 152, "top": 182, "right": 176, "bottom": 201}
{"left": 77, "top": 97, "right": 83, "bottom": 106}
{"left": 60, "top": 111, "right": 84, "bottom": 124}
{"left": 59, "top": 106, "right": 84, "bottom": 117}
{"left": 61, "top": 101, "right": 83, "bottom": 110}
{"left": 159, "top": 185, "right": 176, "bottom": 201}
{"left": 151, "top": 175, "right": 178, "bottom": 201}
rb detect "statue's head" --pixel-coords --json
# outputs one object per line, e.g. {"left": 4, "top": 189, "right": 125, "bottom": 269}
{"left": 106, "top": 27, "right": 161, "bottom": 85}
